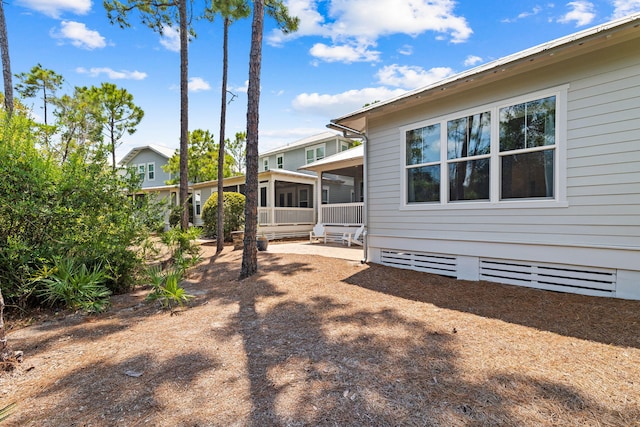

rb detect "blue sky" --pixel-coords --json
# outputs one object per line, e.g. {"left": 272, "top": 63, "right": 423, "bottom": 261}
{"left": 6, "top": 0, "right": 640, "bottom": 159}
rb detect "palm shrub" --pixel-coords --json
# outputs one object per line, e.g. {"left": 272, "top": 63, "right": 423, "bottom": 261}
{"left": 201, "top": 191, "right": 245, "bottom": 240}
{"left": 35, "top": 258, "right": 112, "bottom": 313}
{"left": 161, "top": 226, "right": 202, "bottom": 270}
{"left": 145, "top": 265, "right": 193, "bottom": 311}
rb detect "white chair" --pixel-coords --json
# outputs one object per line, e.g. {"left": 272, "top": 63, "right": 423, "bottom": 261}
{"left": 309, "top": 223, "right": 326, "bottom": 243}
{"left": 342, "top": 225, "right": 364, "bottom": 247}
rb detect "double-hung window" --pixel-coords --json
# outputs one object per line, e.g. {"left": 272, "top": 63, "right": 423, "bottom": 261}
{"left": 147, "top": 163, "right": 155, "bottom": 181}
{"left": 306, "top": 144, "right": 325, "bottom": 164}
{"left": 403, "top": 87, "right": 564, "bottom": 207}
{"left": 263, "top": 158, "right": 269, "bottom": 171}
{"left": 276, "top": 155, "right": 284, "bottom": 169}
{"left": 137, "top": 164, "right": 145, "bottom": 181}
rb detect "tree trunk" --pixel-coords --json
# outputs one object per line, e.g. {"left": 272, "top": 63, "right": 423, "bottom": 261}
{"left": 0, "top": 1, "right": 13, "bottom": 117}
{"left": 179, "top": 0, "right": 190, "bottom": 230}
{"left": 216, "top": 17, "right": 230, "bottom": 254}
{"left": 240, "top": 0, "right": 264, "bottom": 279}
{"left": 0, "top": 288, "right": 10, "bottom": 362}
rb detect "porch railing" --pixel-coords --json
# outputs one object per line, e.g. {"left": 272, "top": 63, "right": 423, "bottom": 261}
{"left": 321, "top": 202, "right": 364, "bottom": 225}
{"left": 258, "top": 207, "right": 315, "bottom": 225}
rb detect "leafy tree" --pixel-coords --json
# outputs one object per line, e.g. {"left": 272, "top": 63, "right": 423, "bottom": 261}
{"left": 88, "top": 83, "right": 144, "bottom": 171}
{"left": 227, "top": 131, "right": 246, "bottom": 175}
{"left": 162, "top": 129, "right": 234, "bottom": 184}
{"left": 51, "top": 86, "right": 103, "bottom": 164}
{"left": 105, "top": 0, "right": 195, "bottom": 229}
{"left": 241, "top": 0, "right": 298, "bottom": 278}
{"left": 15, "top": 63, "right": 64, "bottom": 144}
{"left": 206, "top": 0, "right": 251, "bottom": 253}
{"left": 0, "top": 1, "right": 13, "bottom": 117}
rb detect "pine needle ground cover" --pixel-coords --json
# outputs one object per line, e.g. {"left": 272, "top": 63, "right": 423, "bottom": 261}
{"left": 3, "top": 244, "right": 639, "bottom": 426}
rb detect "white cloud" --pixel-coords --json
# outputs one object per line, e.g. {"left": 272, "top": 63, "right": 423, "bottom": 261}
{"left": 17, "top": 0, "right": 91, "bottom": 18}
{"left": 76, "top": 67, "right": 147, "bottom": 80}
{"left": 292, "top": 87, "right": 407, "bottom": 117}
{"left": 376, "top": 65, "right": 455, "bottom": 89}
{"left": 160, "top": 26, "right": 180, "bottom": 52}
{"left": 398, "top": 45, "right": 413, "bottom": 56}
{"left": 463, "top": 55, "right": 483, "bottom": 67}
{"left": 309, "top": 42, "right": 381, "bottom": 63}
{"left": 501, "top": 6, "right": 543, "bottom": 23}
{"left": 188, "top": 77, "right": 211, "bottom": 92}
{"left": 51, "top": 21, "right": 106, "bottom": 50}
{"left": 611, "top": 0, "right": 640, "bottom": 18}
{"left": 268, "top": 0, "right": 472, "bottom": 64}
{"left": 558, "top": 1, "right": 596, "bottom": 26}
{"left": 231, "top": 80, "right": 249, "bottom": 94}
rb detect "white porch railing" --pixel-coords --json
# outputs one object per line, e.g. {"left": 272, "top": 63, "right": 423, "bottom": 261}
{"left": 321, "top": 202, "right": 364, "bottom": 225}
{"left": 258, "top": 207, "right": 315, "bottom": 225}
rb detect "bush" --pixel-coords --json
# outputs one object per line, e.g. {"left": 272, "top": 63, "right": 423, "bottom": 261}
{"left": 0, "top": 111, "right": 157, "bottom": 308}
{"left": 35, "top": 258, "right": 112, "bottom": 313}
{"left": 201, "top": 192, "right": 245, "bottom": 241}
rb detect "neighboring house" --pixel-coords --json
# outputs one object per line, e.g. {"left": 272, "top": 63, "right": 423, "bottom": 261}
{"left": 329, "top": 13, "right": 640, "bottom": 300}
{"left": 118, "top": 144, "right": 179, "bottom": 226}
{"left": 192, "top": 132, "right": 358, "bottom": 238}
{"left": 118, "top": 144, "right": 177, "bottom": 189}
{"left": 300, "top": 144, "right": 364, "bottom": 236}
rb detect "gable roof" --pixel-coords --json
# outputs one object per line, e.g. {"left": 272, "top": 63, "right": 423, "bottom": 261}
{"left": 118, "top": 144, "right": 177, "bottom": 166}
{"left": 259, "top": 131, "right": 344, "bottom": 157}
{"left": 330, "top": 12, "right": 640, "bottom": 132}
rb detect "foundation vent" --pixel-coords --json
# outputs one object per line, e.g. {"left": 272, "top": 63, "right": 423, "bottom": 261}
{"left": 479, "top": 259, "right": 616, "bottom": 296}
{"left": 380, "top": 250, "right": 457, "bottom": 277}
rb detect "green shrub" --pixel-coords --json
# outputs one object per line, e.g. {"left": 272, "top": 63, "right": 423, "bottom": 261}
{"left": 35, "top": 258, "right": 112, "bottom": 313}
{"left": 145, "top": 266, "right": 193, "bottom": 311}
{"left": 201, "top": 192, "right": 245, "bottom": 241}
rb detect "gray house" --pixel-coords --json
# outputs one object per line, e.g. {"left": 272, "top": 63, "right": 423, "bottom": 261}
{"left": 329, "top": 13, "right": 640, "bottom": 300}
{"left": 191, "top": 132, "right": 358, "bottom": 238}
{"left": 118, "top": 144, "right": 176, "bottom": 189}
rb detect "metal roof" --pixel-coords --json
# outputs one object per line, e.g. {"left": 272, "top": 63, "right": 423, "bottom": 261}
{"left": 118, "top": 144, "right": 177, "bottom": 166}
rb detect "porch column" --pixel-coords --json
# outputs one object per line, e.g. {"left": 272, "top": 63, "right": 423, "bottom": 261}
{"left": 269, "top": 178, "right": 276, "bottom": 225}
{"left": 316, "top": 171, "right": 323, "bottom": 224}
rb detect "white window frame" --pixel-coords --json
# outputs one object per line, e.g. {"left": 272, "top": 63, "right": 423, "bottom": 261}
{"left": 137, "top": 164, "right": 145, "bottom": 181}
{"left": 321, "top": 186, "right": 329, "bottom": 204}
{"left": 276, "top": 154, "right": 284, "bottom": 169}
{"left": 263, "top": 158, "right": 269, "bottom": 171}
{"left": 147, "top": 162, "right": 155, "bottom": 181}
{"left": 400, "top": 85, "right": 568, "bottom": 210}
{"left": 194, "top": 191, "right": 202, "bottom": 216}
{"left": 306, "top": 144, "right": 326, "bottom": 164}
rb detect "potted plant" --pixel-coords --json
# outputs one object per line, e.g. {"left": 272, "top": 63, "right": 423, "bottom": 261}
{"left": 257, "top": 230, "right": 269, "bottom": 251}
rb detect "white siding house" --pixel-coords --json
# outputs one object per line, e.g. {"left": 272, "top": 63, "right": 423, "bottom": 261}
{"left": 329, "top": 14, "right": 640, "bottom": 299}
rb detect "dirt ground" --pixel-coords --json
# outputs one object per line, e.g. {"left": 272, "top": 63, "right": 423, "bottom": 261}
{"left": 2, "top": 242, "right": 640, "bottom": 426}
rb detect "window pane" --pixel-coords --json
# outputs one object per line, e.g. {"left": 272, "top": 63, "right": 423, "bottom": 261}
{"left": 408, "top": 165, "right": 440, "bottom": 203}
{"left": 447, "top": 112, "right": 491, "bottom": 159}
{"left": 316, "top": 146, "right": 325, "bottom": 160}
{"left": 500, "top": 96, "right": 556, "bottom": 152}
{"left": 501, "top": 150, "right": 554, "bottom": 199}
{"left": 306, "top": 150, "right": 314, "bottom": 163}
{"left": 406, "top": 124, "right": 440, "bottom": 165}
{"left": 449, "top": 158, "right": 490, "bottom": 201}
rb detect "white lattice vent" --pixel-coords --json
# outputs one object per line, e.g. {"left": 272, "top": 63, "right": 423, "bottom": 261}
{"left": 380, "top": 250, "right": 457, "bottom": 277}
{"left": 479, "top": 259, "right": 616, "bottom": 295}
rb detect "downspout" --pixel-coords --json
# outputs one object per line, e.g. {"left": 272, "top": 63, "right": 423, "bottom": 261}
{"left": 326, "top": 123, "right": 369, "bottom": 264}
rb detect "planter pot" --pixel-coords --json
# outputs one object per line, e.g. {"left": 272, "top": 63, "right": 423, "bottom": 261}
{"left": 257, "top": 237, "right": 269, "bottom": 251}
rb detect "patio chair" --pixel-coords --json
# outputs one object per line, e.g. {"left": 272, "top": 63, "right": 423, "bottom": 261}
{"left": 310, "top": 223, "right": 326, "bottom": 244}
{"left": 341, "top": 225, "right": 364, "bottom": 247}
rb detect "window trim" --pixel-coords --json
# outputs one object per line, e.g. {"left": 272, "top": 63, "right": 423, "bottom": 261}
{"left": 400, "top": 85, "right": 568, "bottom": 210}
{"left": 263, "top": 158, "right": 269, "bottom": 171}
{"left": 276, "top": 154, "right": 284, "bottom": 169}
{"left": 147, "top": 162, "right": 155, "bottom": 181}
{"left": 306, "top": 143, "right": 326, "bottom": 164}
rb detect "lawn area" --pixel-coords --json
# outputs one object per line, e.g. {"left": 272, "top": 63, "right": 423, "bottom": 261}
{"left": 2, "top": 244, "right": 640, "bottom": 426}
